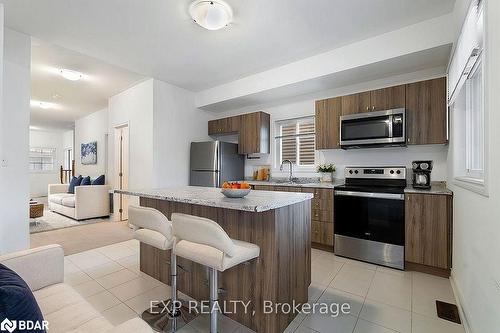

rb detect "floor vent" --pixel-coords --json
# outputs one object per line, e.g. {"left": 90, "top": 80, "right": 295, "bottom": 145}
{"left": 436, "top": 300, "right": 461, "bottom": 324}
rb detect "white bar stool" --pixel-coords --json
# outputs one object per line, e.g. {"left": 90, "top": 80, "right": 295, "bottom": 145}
{"left": 171, "top": 213, "right": 260, "bottom": 333}
{"left": 128, "top": 205, "right": 195, "bottom": 332}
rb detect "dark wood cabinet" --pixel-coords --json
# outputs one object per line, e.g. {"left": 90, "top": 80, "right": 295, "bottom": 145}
{"left": 316, "top": 77, "right": 447, "bottom": 149}
{"left": 239, "top": 112, "right": 270, "bottom": 154}
{"left": 405, "top": 193, "right": 452, "bottom": 271}
{"left": 208, "top": 116, "right": 241, "bottom": 135}
{"left": 252, "top": 185, "right": 334, "bottom": 251}
{"left": 370, "top": 85, "right": 406, "bottom": 111}
{"left": 341, "top": 91, "right": 371, "bottom": 115}
{"left": 208, "top": 111, "right": 270, "bottom": 154}
{"left": 342, "top": 86, "right": 405, "bottom": 115}
{"left": 405, "top": 77, "right": 447, "bottom": 145}
{"left": 315, "top": 97, "right": 342, "bottom": 149}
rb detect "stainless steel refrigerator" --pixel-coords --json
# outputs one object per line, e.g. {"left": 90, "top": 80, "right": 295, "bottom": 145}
{"left": 189, "top": 141, "right": 244, "bottom": 187}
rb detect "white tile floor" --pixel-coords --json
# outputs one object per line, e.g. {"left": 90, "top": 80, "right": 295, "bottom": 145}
{"left": 64, "top": 242, "right": 465, "bottom": 333}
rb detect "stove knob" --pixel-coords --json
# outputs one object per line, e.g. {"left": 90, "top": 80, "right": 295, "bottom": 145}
{"left": 354, "top": 170, "right": 359, "bottom": 174}
{"left": 396, "top": 170, "right": 401, "bottom": 175}
{"left": 349, "top": 170, "right": 353, "bottom": 174}
{"left": 390, "top": 170, "right": 394, "bottom": 174}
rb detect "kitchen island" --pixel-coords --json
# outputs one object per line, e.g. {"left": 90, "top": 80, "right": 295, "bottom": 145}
{"left": 116, "top": 186, "right": 313, "bottom": 333}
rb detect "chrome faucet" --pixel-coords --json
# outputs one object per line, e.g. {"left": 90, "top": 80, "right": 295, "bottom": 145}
{"left": 280, "top": 159, "right": 294, "bottom": 182}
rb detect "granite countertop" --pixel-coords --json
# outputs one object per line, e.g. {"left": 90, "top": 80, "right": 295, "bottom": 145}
{"left": 244, "top": 179, "right": 453, "bottom": 195}
{"left": 115, "top": 186, "right": 313, "bottom": 212}
{"left": 404, "top": 182, "right": 453, "bottom": 196}
{"left": 240, "top": 179, "right": 344, "bottom": 189}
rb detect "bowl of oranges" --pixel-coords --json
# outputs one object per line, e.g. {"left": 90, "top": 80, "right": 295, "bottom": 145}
{"left": 221, "top": 182, "right": 251, "bottom": 198}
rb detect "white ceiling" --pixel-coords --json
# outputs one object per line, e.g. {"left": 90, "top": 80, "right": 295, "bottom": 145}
{"left": 30, "top": 40, "right": 145, "bottom": 130}
{"left": 202, "top": 45, "right": 452, "bottom": 112}
{"left": 2, "top": 0, "right": 456, "bottom": 92}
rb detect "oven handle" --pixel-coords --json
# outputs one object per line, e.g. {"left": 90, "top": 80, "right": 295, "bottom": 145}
{"left": 335, "top": 190, "right": 404, "bottom": 200}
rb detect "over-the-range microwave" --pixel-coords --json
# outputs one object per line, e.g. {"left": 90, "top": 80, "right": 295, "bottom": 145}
{"left": 340, "top": 108, "right": 406, "bottom": 149}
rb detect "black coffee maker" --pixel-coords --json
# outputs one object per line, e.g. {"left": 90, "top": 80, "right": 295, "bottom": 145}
{"left": 412, "top": 160, "right": 433, "bottom": 189}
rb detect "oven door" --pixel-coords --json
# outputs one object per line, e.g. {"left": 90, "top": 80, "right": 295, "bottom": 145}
{"left": 334, "top": 190, "right": 405, "bottom": 246}
{"left": 340, "top": 109, "right": 405, "bottom": 147}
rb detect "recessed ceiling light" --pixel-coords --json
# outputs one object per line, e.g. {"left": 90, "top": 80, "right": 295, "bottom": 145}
{"left": 189, "top": 0, "right": 233, "bottom": 31}
{"left": 30, "top": 100, "right": 57, "bottom": 110}
{"left": 59, "top": 68, "right": 83, "bottom": 81}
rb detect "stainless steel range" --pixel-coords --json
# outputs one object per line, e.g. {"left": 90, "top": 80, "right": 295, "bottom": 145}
{"left": 334, "top": 166, "right": 407, "bottom": 270}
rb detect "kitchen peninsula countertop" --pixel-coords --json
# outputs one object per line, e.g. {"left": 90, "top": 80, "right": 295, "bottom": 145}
{"left": 115, "top": 186, "right": 313, "bottom": 212}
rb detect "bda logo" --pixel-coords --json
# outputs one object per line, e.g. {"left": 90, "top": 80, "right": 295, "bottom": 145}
{"left": 0, "top": 318, "right": 16, "bottom": 333}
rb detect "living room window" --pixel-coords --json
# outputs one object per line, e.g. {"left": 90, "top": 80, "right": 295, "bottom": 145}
{"left": 29, "top": 147, "right": 56, "bottom": 172}
{"left": 274, "top": 116, "right": 316, "bottom": 170}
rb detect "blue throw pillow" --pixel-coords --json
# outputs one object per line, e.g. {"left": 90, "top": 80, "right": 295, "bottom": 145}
{"left": 0, "top": 264, "right": 46, "bottom": 333}
{"left": 67, "top": 175, "right": 83, "bottom": 194}
{"left": 81, "top": 176, "right": 91, "bottom": 186}
{"left": 92, "top": 175, "right": 105, "bottom": 186}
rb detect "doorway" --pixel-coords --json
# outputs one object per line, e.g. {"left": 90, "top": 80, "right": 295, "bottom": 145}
{"left": 114, "top": 124, "right": 129, "bottom": 221}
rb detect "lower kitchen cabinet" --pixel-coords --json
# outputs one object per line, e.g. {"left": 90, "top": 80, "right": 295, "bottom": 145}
{"left": 405, "top": 193, "right": 452, "bottom": 275}
{"left": 252, "top": 184, "right": 335, "bottom": 251}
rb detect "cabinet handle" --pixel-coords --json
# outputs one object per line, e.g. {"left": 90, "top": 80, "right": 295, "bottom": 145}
{"left": 372, "top": 106, "right": 375, "bottom": 111}
{"left": 366, "top": 106, "right": 370, "bottom": 111}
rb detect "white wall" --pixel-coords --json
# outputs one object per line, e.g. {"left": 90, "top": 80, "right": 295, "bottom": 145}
{"left": 217, "top": 69, "right": 449, "bottom": 181}
{"left": 0, "top": 26, "right": 31, "bottom": 254}
{"left": 153, "top": 80, "right": 213, "bottom": 187}
{"left": 29, "top": 129, "right": 72, "bottom": 197}
{"left": 447, "top": 1, "right": 500, "bottom": 332}
{"left": 75, "top": 108, "right": 108, "bottom": 178}
{"left": 107, "top": 79, "right": 154, "bottom": 190}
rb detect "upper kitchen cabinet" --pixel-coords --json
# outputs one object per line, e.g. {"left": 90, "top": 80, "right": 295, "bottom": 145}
{"left": 239, "top": 112, "right": 271, "bottom": 154}
{"left": 315, "top": 97, "right": 342, "bottom": 149}
{"left": 370, "top": 85, "right": 406, "bottom": 111}
{"left": 405, "top": 77, "right": 447, "bottom": 145}
{"left": 342, "top": 86, "right": 405, "bottom": 115}
{"left": 341, "top": 91, "right": 371, "bottom": 115}
{"left": 208, "top": 116, "right": 241, "bottom": 135}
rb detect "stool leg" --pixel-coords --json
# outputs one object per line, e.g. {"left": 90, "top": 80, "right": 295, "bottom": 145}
{"left": 209, "top": 268, "right": 218, "bottom": 333}
{"left": 171, "top": 251, "right": 178, "bottom": 331}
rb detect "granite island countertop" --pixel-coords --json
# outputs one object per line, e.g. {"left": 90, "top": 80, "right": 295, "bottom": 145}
{"left": 115, "top": 186, "right": 313, "bottom": 212}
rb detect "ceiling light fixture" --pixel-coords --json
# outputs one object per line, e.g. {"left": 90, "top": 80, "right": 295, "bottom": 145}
{"left": 59, "top": 68, "right": 83, "bottom": 81}
{"left": 189, "top": 0, "right": 233, "bottom": 31}
{"left": 30, "top": 100, "right": 57, "bottom": 110}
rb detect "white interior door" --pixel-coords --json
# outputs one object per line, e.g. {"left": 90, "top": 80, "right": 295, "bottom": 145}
{"left": 114, "top": 124, "right": 129, "bottom": 221}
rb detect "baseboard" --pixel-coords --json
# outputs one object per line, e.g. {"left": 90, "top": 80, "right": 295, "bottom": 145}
{"left": 450, "top": 271, "right": 473, "bottom": 333}
{"left": 311, "top": 242, "right": 334, "bottom": 252}
{"left": 405, "top": 261, "right": 450, "bottom": 278}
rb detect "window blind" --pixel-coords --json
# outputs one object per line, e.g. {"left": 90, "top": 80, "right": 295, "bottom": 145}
{"left": 29, "top": 147, "right": 56, "bottom": 171}
{"left": 275, "top": 117, "right": 315, "bottom": 166}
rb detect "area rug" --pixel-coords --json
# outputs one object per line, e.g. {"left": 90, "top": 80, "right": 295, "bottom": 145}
{"left": 30, "top": 209, "right": 110, "bottom": 234}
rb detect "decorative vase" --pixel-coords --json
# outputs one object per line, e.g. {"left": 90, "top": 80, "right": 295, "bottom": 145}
{"left": 320, "top": 172, "right": 333, "bottom": 183}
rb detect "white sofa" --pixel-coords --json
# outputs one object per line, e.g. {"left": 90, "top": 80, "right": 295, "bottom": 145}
{"left": 0, "top": 245, "right": 152, "bottom": 333}
{"left": 48, "top": 184, "right": 110, "bottom": 220}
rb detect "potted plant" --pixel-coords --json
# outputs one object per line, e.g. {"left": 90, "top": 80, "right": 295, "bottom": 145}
{"left": 317, "top": 163, "right": 336, "bottom": 182}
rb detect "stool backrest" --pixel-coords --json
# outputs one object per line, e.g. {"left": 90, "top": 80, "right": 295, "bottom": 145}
{"left": 171, "top": 213, "right": 236, "bottom": 257}
{"left": 128, "top": 205, "right": 173, "bottom": 241}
